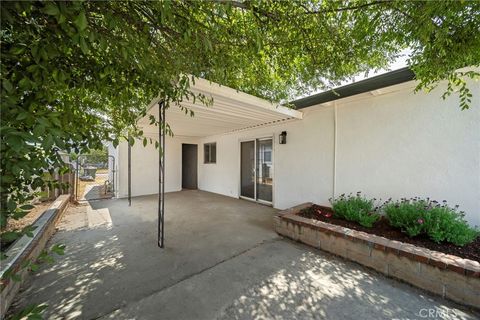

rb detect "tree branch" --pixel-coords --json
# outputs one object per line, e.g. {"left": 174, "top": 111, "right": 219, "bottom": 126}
{"left": 301, "top": 1, "right": 390, "bottom": 14}
{"left": 221, "top": 0, "right": 279, "bottom": 21}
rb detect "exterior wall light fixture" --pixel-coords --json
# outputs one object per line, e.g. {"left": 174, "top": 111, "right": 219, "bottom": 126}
{"left": 279, "top": 131, "right": 287, "bottom": 144}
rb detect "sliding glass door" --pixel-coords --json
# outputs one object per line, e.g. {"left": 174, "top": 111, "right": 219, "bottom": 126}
{"left": 256, "top": 138, "right": 273, "bottom": 202}
{"left": 240, "top": 141, "right": 255, "bottom": 199}
{"left": 240, "top": 138, "right": 273, "bottom": 204}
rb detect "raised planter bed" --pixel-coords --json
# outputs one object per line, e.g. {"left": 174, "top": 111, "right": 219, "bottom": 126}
{"left": 274, "top": 203, "right": 480, "bottom": 308}
{"left": 0, "top": 195, "right": 70, "bottom": 318}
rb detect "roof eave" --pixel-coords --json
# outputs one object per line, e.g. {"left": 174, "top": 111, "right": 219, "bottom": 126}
{"left": 291, "top": 67, "right": 416, "bottom": 109}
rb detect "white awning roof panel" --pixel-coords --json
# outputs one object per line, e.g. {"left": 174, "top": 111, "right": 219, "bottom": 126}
{"left": 139, "top": 77, "right": 303, "bottom": 137}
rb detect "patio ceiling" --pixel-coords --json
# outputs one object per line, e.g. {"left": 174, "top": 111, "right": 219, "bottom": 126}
{"left": 138, "top": 77, "right": 303, "bottom": 137}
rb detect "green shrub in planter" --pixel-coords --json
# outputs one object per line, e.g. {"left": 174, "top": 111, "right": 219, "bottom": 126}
{"left": 383, "top": 199, "right": 427, "bottom": 237}
{"left": 329, "top": 192, "right": 380, "bottom": 227}
{"left": 384, "top": 198, "right": 479, "bottom": 246}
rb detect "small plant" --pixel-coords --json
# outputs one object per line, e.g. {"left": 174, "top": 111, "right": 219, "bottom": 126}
{"left": 314, "top": 207, "right": 332, "bottom": 218}
{"left": 384, "top": 198, "right": 479, "bottom": 246}
{"left": 383, "top": 198, "right": 427, "bottom": 237}
{"left": 329, "top": 192, "right": 380, "bottom": 227}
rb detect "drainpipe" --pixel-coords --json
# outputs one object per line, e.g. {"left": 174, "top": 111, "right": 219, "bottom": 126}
{"left": 333, "top": 101, "right": 338, "bottom": 200}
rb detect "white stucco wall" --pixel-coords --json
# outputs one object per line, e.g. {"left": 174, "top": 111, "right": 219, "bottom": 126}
{"left": 114, "top": 136, "right": 199, "bottom": 198}
{"left": 334, "top": 81, "right": 480, "bottom": 226}
{"left": 111, "top": 76, "right": 480, "bottom": 226}
{"left": 197, "top": 106, "right": 335, "bottom": 209}
{"left": 196, "top": 78, "right": 479, "bottom": 225}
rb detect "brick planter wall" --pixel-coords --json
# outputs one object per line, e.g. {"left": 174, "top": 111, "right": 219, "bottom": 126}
{"left": 0, "top": 195, "right": 70, "bottom": 318}
{"left": 274, "top": 203, "right": 480, "bottom": 308}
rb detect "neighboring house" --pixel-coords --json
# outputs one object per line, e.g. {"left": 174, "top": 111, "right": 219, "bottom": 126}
{"left": 108, "top": 67, "right": 480, "bottom": 226}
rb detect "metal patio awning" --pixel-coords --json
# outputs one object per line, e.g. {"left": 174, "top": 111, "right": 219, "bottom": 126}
{"left": 139, "top": 77, "right": 303, "bottom": 137}
{"left": 132, "top": 78, "right": 303, "bottom": 248}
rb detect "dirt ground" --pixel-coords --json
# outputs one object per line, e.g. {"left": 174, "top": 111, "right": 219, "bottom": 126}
{"left": 4, "top": 200, "right": 53, "bottom": 232}
{"left": 76, "top": 169, "right": 111, "bottom": 201}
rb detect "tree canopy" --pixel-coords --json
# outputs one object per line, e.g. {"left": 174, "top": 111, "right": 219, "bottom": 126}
{"left": 1, "top": 0, "right": 479, "bottom": 232}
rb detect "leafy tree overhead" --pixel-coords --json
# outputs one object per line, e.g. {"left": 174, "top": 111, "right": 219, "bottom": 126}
{"left": 1, "top": 1, "right": 479, "bottom": 238}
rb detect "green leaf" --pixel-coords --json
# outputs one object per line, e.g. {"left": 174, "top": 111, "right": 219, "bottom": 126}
{"left": 7, "top": 135, "right": 23, "bottom": 152}
{"left": 39, "top": 47, "right": 48, "bottom": 61}
{"left": 57, "top": 13, "right": 66, "bottom": 24}
{"left": 74, "top": 11, "right": 88, "bottom": 31}
{"left": 79, "top": 37, "right": 89, "bottom": 54}
{"left": 12, "top": 210, "right": 29, "bottom": 220}
{"left": 3, "top": 79, "right": 13, "bottom": 93}
{"left": 18, "top": 77, "right": 30, "bottom": 90}
{"left": 16, "top": 112, "right": 28, "bottom": 120}
{"left": 7, "top": 198, "right": 18, "bottom": 212}
{"left": 10, "top": 45, "right": 25, "bottom": 55}
{"left": 1, "top": 231, "right": 20, "bottom": 242}
{"left": 9, "top": 303, "right": 48, "bottom": 320}
{"left": 44, "top": 3, "right": 60, "bottom": 16}
{"left": 33, "top": 124, "right": 46, "bottom": 136}
{"left": 30, "top": 263, "right": 39, "bottom": 272}
{"left": 51, "top": 243, "right": 66, "bottom": 255}
{"left": 11, "top": 273, "right": 22, "bottom": 282}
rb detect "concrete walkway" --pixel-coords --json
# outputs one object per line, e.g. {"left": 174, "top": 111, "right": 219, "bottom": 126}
{"left": 10, "top": 191, "right": 479, "bottom": 319}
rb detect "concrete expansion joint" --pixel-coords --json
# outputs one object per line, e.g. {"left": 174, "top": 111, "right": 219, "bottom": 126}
{"left": 93, "top": 237, "right": 281, "bottom": 319}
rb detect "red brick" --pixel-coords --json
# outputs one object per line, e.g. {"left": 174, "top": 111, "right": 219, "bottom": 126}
{"left": 446, "top": 263, "right": 465, "bottom": 275}
{"left": 413, "top": 253, "right": 429, "bottom": 264}
{"left": 465, "top": 269, "right": 480, "bottom": 278}
{"left": 354, "top": 231, "right": 373, "bottom": 245}
{"left": 464, "top": 259, "right": 480, "bottom": 277}
{"left": 398, "top": 243, "right": 430, "bottom": 263}
{"left": 427, "top": 251, "right": 449, "bottom": 269}
{"left": 428, "top": 258, "right": 447, "bottom": 270}
{"left": 277, "top": 203, "right": 480, "bottom": 308}
{"left": 371, "top": 237, "right": 390, "bottom": 252}
{"left": 385, "top": 240, "right": 403, "bottom": 255}
{"left": 398, "top": 247, "right": 416, "bottom": 260}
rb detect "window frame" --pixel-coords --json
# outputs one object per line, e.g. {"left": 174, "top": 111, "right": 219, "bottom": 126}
{"left": 204, "top": 142, "right": 217, "bottom": 164}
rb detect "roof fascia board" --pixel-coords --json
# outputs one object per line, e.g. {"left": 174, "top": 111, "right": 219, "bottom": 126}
{"left": 291, "top": 67, "right": 416, "bottom": 109}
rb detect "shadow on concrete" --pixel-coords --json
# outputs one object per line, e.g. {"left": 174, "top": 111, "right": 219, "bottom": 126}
{"left": 218, "top": 244, "right": 477, "bottom": 320}
{"left": 82, "top": 185, "right": 112, "bottom": 201}
{"left": 8, "top": 191, "right": 479, "bottom": 320}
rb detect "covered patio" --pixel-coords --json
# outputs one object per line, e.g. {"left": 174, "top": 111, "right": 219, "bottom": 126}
{"left": 10, "top": 191, "right": 477, "bottom": 319}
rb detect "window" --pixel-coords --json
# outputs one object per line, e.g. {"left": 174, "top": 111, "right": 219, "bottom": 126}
{"left": 204, "top": 142, "right": 216, "bottom": 164}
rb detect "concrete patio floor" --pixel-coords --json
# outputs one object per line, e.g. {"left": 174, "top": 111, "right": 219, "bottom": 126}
{"left": 10, "top": 190, "right": 479, "bottom": 319}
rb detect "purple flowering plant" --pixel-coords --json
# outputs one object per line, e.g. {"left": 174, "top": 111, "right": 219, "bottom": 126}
{"left": 383, "top": 197, "right": 478, "bottom": 246}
